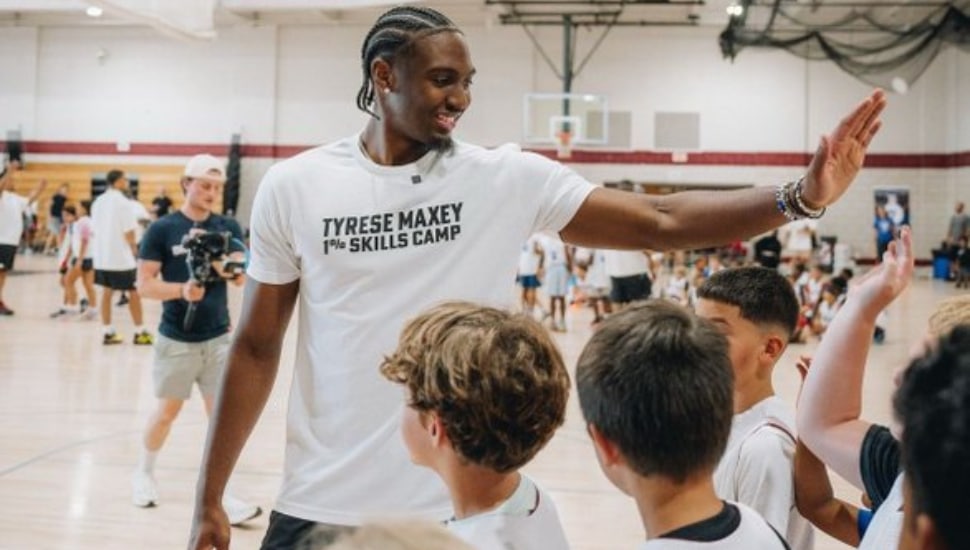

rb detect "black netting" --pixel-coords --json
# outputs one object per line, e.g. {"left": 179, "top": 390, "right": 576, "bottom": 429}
{"left": 720, "top": 1, "right": 970, "bottom": 90}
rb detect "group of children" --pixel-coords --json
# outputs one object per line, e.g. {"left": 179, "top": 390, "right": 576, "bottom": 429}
{"left": 516, "top": 231, "right": 857, "bottom": 347}
{"left": 45, "top": 180, "right": 156, "bottom": 331}
{"left": 321, "top": 227, "right": 969, "bottom": 550}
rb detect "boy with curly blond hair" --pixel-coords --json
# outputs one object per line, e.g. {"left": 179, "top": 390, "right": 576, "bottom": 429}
{"left": 380, "top": 301, "right": 571, "bottom": 550}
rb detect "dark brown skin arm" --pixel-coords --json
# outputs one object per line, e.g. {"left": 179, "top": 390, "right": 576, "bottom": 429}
{"left": 562, "top": 90, "right": 886, "bottom": 251}
{"left": 562, "top": 185, "right": 785, "bottom": 251}
{"left": 794, "top": 438, "right": 863, "bottom": 547}
{"left": 189, "top": 278, "right": 299, "bottom": 550}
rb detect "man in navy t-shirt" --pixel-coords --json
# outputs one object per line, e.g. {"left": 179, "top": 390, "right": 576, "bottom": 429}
{"left": 130, "top": 154, "right": 260, "bottom": 526}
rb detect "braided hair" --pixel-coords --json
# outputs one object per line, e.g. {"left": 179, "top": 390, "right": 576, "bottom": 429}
{"left": 356, "top": 6, "right": 459, "bottom": 118}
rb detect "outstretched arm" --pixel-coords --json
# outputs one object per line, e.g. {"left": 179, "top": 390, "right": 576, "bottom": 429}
{"left": 562, "top": 90, "right": 886, "bottom": 250}
{"left": 796, "top": 227, "right": 913, "bottom": 491}
{"left": 189, "top": 279, "right": 299, "bottom": 550}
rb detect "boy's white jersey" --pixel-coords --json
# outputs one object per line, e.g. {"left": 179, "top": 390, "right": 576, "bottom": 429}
{"left": 713, "top": 396, "right": 813, "bottom": 550}
{"left": 639, "top": 503, "right": 789, "bottom": 549}
{"left": 448, "top": 475, "right": 570, "bottom": 550}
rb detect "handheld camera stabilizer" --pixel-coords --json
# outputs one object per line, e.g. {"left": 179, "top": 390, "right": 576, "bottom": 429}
{"left": 181, "top": 231, "right": 245, "bottom": 331}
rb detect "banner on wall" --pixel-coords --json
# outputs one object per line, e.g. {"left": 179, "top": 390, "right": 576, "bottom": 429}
{"left": 874, "top": 187, "right": 910, "bottom": 226}
{"left": 873, "top": 187, "right": 909, "bottom": 257}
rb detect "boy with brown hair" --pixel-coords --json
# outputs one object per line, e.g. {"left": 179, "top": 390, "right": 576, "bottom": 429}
{"left": 577, "top": 301, "right": 789, "bottom": 549}
{"left": 380, "top": 301, "right": 571, "bottom": 550}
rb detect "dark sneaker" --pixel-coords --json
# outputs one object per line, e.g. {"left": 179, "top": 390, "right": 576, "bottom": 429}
{"left": 50, "top": 308, "right": 69, "bottom": 319}
{"left": 116, "top": 293, "right": 129, "bottom": 307}
{"left": 79, "top": 298, "right": 89, "bottom": 312}
{"left": 133, "top": 331, "right": 154, "bottom": 345}
{"left": 103, "top": 332, "right": 124, "bottom": 345}
{"left": 0, "top": 303, "right": 14, "bottom": 316}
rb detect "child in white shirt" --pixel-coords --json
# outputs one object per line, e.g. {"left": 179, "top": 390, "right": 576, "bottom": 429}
{"left": 694, "top": 267, "right": 814, "bottom": 550}
{"left": 381, "top": 302, "right": 571, "bottom": 550}
{"left": 577, "top": 301, "right": 787, "bottom": 549}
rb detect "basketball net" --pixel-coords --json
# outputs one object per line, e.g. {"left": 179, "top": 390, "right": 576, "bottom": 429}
{"left": 556, "top": 130, "right": 573, "bottom": 160}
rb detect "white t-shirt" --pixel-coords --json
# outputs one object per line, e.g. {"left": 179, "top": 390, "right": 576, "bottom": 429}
{"left": 0, "top": 191, "right": 29, "bottom": 245}
{"left": 816, "top": 300, "right": 838, "bottom": 328}
{"left": 447, "top": 475, "right": 569, "bottom": 550}
{"left": 577, "top": 247, "right": 610, "bottom": 290}
{"left": 713, "top": 396, "right": 813, "bottom": 550}
{"left": 604, "top": 249, "right": 649, "bottom": 278}
{"left": 70, "top": 216, "right": 94, "bottom": 260}
{"left": 247, "top": 135, "right": 595, "bottom": 524}
{"left": 540, "top": 235, "right": 568, "bottom": 268}
{"left": 785, "top": 220, "right": 816, "bottom": 253}
{"left": 858, "top": 475, "right": 903, "bottom": 550}
{"left": 129, "top": 199, "right": 151, "bottom": 243}
{"left": 90, "top": 188, "right": 138, "bottom": 270}
{"left": 664, "top": 276, "right": 690, "bottom": 304}
{"left": 518, "top": 235, "right": 543, "bottom": 276}
{"left": 639, "top": 502, "right": 788, "bottom": 549}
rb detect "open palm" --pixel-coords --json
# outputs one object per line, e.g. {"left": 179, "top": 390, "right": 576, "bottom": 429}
{"left": 848, "top": 226, "right": 914, "bottom": 310}
{"left": 802, "top": 90, "right": 888, "bottom": 208}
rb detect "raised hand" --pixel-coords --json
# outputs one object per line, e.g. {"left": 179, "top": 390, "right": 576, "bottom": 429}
{"left": 801, "top": 90, "right": 887, "bottom": 209}
{"left": 847, "top": 226, "right": 914, "bottom": 313}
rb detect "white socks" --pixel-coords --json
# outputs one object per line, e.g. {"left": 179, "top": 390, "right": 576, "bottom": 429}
{"left": 139, "top": 450, "right": 158, "bottom": 474}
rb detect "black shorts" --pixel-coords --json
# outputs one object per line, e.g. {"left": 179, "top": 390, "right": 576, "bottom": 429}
{"left": 260, "top": 510, "right": 354, "bottom": 550}
{"left": 610, "top": 273, "right": 652, "bottom": 304}
{"left": 95, "top": 269, "right": 136, "bottom": 290}
{"left": 0, "top": 244, "right": 16, "bottom": 271}
{"left": 71, "top": 258, "right": 94, "bottom": 272}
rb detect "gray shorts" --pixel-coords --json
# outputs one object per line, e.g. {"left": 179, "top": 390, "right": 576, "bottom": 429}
{"left": 153, "top": 332, "right": 230, "bottom": 400}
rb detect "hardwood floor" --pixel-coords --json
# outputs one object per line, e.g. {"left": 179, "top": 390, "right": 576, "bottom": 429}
{"left": 0, "top": 253, "right": 961, "bottom": 549}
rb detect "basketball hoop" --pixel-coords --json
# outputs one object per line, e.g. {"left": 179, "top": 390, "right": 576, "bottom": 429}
{"left": 556, "top": 130, "right": 573, "bottom": 160}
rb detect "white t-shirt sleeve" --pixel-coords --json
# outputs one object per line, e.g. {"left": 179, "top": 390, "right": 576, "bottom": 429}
{"left": 513, "top": 151, "right": 594, "bottom": 235}
{"left": 734, "top": 429, "right": 795, "bottom": 536}
{"left": 247, "top": 166, "right": 301, "bottom": 284}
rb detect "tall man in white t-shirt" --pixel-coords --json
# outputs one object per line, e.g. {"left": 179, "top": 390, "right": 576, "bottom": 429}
{"left": 188, "top": 6, "right": 887, "bottom": 549}
{"left": 90, "top": 169, "right": 152, "bottom": 345}
{"left": 0, "top": 160, "right": 46, "bottom": 315}
{"left": 695, "top": 267, "right": 814, "bottom": 550}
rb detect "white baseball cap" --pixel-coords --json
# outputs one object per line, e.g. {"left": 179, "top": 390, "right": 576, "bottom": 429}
{"left": 184, "top": 154, "right": 226, "bottom": 182}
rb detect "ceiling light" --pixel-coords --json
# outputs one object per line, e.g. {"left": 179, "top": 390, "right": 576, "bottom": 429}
{"left": 726, "top": 4, "right": 744, "bottom": 16}
{"left": 86, "top": 6, "right": 103, "bottom": 17}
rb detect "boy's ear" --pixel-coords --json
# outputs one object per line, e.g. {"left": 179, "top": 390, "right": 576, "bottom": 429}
{"left": 762, "top": 332, "right": 787, "bottom": 364}
{"left": 429, "top": 414, "right": 448, "bottom": 447}
{"left": 588, "top": 424, "right": 623, "bottom": 467}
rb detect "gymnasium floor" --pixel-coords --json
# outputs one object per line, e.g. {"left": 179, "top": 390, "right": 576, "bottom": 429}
{"left": 0, "top": 253, "right": 961, "bottom": 549}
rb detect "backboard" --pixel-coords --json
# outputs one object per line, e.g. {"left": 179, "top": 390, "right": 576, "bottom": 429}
{"left": 523, "top": 93, "right": 609, "bottom": 145}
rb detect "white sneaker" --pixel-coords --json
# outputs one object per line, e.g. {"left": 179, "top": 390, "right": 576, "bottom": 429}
{"left": 131, "top": 471, "right": 158, "bottom": 508}
{"left": 223, "top": 494, "right": 262, "bottom": 526}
